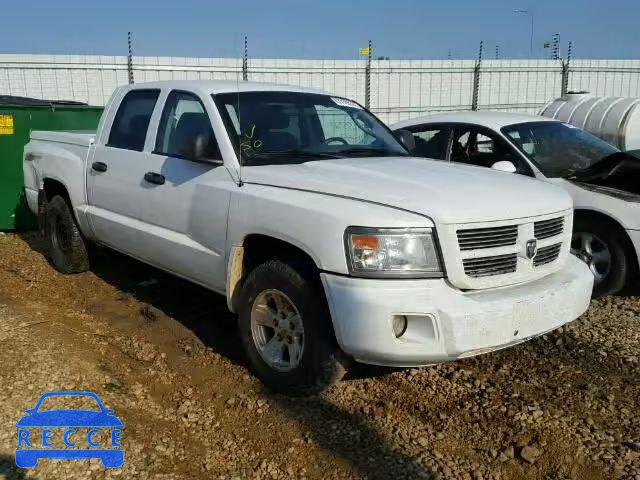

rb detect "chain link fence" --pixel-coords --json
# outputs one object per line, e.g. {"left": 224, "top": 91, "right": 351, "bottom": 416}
{"left": 1, "top": 54, "right": 640, "bottom": 124}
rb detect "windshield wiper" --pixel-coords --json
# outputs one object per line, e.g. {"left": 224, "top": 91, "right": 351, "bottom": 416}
{"left": 241, "top": 149, "right": 344, "bottom": 166}
{"left": 245, "top": 149, "right": 344, "bottom": 162}
{"left": 334, "top": 147, "right": 406, "bottom": 157}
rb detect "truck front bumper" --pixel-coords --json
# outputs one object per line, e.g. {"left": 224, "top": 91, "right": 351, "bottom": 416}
{"left": 321, "top": 256, "right": 593, "bottom": 367}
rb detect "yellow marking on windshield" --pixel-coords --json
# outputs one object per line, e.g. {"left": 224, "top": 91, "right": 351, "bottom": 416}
{"left": 240, "top": 124, "right": 263, "bottom": 154}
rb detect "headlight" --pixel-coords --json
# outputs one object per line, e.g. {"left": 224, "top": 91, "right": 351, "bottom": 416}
{"left": 344, "top": 227, "right": 443, "bottom": 278}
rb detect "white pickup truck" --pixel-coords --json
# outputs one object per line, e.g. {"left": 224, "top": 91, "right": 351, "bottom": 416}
{"left": 23, "top": 80, "right": 593, "bottom": 395}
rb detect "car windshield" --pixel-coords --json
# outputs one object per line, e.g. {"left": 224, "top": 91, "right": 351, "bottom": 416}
{"left": 502, "top": 121, "right": 619, "bottom": 178}
{"left": 213, "top": 91, "right": 408, "bottom": 165}
{"left": 37, "top": 395, "right": 101, "bottom": 412}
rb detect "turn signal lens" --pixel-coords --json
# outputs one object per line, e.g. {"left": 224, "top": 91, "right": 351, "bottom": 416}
{"left": 351, "top": 235, "right": 380, "bottom": 250}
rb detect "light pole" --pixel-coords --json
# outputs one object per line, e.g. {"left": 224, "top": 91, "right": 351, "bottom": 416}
{"left": 514, "top": 9, "right": 534, "bottom": 57}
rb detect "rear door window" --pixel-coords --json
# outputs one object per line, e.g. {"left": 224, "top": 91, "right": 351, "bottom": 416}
{"left": 107, "top": 90, "right": 160, "bottom": 151}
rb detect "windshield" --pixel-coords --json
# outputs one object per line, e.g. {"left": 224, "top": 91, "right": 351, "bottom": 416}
{"left": 36, "top": 395, "right": 101, "bottom": 412}
{"left": 213, "top": 91, "right": 408, "bottom": 165}
{"left": 502, "top": 121, "right": 619, "bottom": 178}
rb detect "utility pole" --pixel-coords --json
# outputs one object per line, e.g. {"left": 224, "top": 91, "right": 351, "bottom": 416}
{"left": 127, "top": 32, "right": 134, "bottom": 84}
{"left": 552, "top": 33, "right": 561, "bottom": 61}
{"left": 495, "top": 45, "right": 501, "bottom": 60}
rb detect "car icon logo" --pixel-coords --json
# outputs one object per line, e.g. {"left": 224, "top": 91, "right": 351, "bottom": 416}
{"left": 15, "top": 391, "right": 123, "bottom": 468}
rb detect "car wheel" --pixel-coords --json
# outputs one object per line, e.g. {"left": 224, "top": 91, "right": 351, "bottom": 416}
{"left": 238, "top": 259, "right": 348, "bottom": 396}
{"left": 571, "top": 217, "right": 630, "bottom": 298}
{"left": 44, "top": 195, "right": 90, "bottom": 274}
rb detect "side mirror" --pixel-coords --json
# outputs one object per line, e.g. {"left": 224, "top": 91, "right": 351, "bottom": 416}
{"left": 491, "top": 160, "right": 517, "bottom": 173}
{"left": 181, "top": 134, "right": 223, "bottom": 165}
{"left": 395, "top": 129, "right": 416, "bottom": 152}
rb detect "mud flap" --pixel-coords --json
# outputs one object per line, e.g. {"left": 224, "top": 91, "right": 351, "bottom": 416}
{"left": 37, "top": 189, "right": 47, "bottom": 236}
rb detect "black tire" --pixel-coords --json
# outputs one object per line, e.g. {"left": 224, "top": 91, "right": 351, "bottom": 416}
{"left": 573, "top": 216, "right": 631, "bottom": 298}
{"left": 238, "top": 259, "right": 348, "bottom": 396}
{"left": 44, "top": 195, "right": 90, "bottom": 274}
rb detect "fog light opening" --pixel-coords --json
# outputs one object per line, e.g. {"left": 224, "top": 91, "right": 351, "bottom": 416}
{"left": 392, "top": 315, "right": 408, "bottom": 338}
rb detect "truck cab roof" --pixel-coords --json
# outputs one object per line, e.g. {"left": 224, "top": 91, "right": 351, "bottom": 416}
{"left": 392, "top": 111, "right": 558, "bottom": 131}
{"left": 119, "top": 80, "right": 329, "bottom": 97}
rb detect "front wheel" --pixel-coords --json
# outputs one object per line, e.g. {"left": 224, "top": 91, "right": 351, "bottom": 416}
{"left": 238, "top": 259, "right": 348, "bottom": 396}
{"left": 571, "top": 217, "right": 631, "bottom": 298}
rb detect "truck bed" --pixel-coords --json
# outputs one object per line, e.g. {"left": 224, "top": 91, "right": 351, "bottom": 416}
{"left": 30, "top": 130, "right": 96, "bottom": 147}
{"left": 23, "top": 130, "right": 97, "bottom": 216}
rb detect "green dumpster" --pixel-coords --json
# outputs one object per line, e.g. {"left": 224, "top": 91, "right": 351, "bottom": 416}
{"left": 0, "top": 97, "right": 103, "bottom": 231}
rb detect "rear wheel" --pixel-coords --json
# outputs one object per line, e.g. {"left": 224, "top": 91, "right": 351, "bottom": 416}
{"left": 44, "top": 195, "right": 90, "bottom": 274}
{"left": 238, "top": 259, "right": 348, "bottom": 396}
{"left": 571, "top": 217, "right": 630, "bottom": 297}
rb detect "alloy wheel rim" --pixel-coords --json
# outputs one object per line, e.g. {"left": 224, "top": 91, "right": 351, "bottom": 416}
{"left": 571, "top": 232, "right": 611, "bottom": 284}
{"left": 250, "top": 289, "right": 305, "bottom": 372}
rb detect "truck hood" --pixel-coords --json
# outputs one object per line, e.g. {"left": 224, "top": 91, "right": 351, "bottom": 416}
{"left": 241, "top": 157, "right": 572, "bottom": 224}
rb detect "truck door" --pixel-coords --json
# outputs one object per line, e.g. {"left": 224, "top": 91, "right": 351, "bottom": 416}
{"left": 136, "top": 90, "right": 233, "bottom": 292}
{"left": 86, "top": 89, "right": 161, "bottom": 256}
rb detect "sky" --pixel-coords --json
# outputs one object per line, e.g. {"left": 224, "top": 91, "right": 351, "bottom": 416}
{"left": 2, "top": 0, "right": 638, "bottom": 60}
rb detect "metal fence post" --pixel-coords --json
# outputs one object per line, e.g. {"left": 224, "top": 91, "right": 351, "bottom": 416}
{"left": 127, "top": 32, "right": 134, "bottom": 85}
{"left": 471, "top": 40, "right": 483, "bottom": 111}
{"left": 552, "top": 33, "right": 560, "bottom": 61}
{"left": 365, "top": 40, "right": 372, "bottom": 109}
{"left": 242, "top": 35, "right": 248, "bottom": 81}
{"left": 561, "top": 40, "right": 573, "bottom": 96}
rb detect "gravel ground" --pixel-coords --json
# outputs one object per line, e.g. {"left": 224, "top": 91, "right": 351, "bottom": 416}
{"left": 0, "top": 231, "right": 638, "bottom": 480}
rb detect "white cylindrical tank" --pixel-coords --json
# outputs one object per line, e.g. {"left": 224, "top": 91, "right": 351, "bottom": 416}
{"left": 540, "top": 93, "right": 640, "bottom": 151}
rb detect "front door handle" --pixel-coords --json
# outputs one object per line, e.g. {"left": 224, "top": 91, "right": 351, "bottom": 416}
{"left": 92, "top": 161, "right": 108, "bottom": 172}
{"left": 144, "top": 172, "right": 165, "bottom": 185}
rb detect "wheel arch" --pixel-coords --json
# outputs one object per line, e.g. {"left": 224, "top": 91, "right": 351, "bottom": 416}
{"left": 226, "top": 233, "right": 321, "bottom": 314}
{"left": 42, "top": 178, "right": 71, "bottom": 203}
{"left": 574, "top": 208, "right": 639, "bottom": 276}
{"left": 40, "top": 178, "right": 74, "bottom": 231}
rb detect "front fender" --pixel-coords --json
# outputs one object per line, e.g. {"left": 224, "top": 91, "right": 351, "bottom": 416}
{"left": 227, "top": 184, "right": 434, "bottom": 275}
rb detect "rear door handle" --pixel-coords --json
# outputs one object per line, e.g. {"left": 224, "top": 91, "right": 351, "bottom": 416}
{"left": 144, "top": 172, "right": 165, "bottom": 185}
{"left": 92, "top": 161, "right": 108, "bottom": 172}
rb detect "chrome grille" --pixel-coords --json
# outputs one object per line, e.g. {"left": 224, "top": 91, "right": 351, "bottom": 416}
{"left": 534, "top": 217, "right": 564, "bottom": 240}
{"left": 533, "top": 243, "right": 562, "bottom": 267}
{"left": 463, "top": 254, "right": 517, "bottom": 278}
{"left": 457, "top": 225, "right": 518, "bottom": 251}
